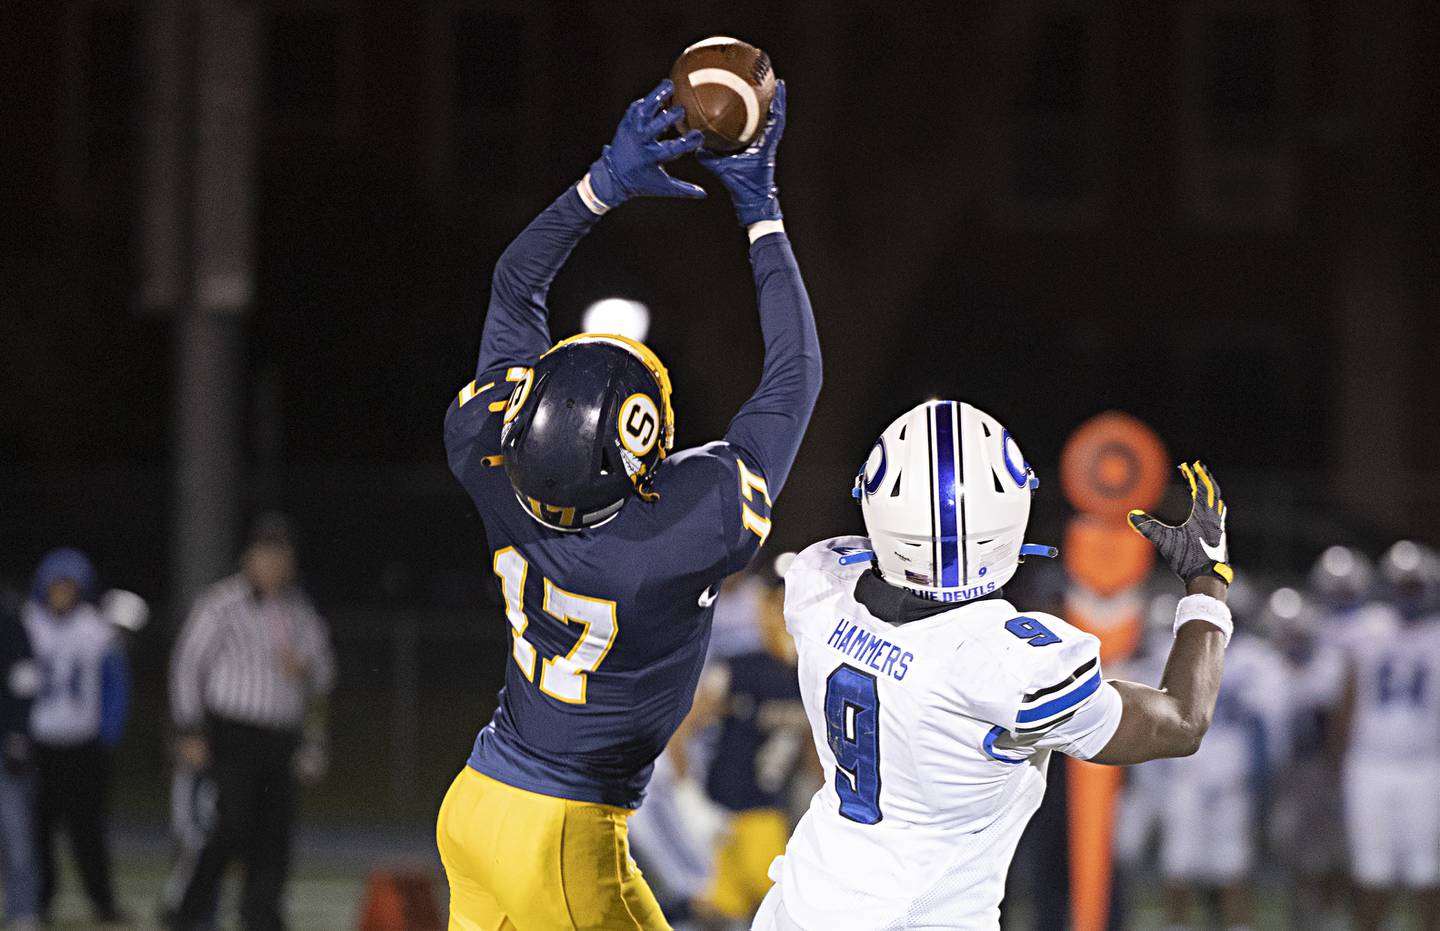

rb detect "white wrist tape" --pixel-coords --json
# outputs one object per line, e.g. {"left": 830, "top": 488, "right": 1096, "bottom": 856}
{"left": 577, "top": 173, "right": 611, "bottom": 215}
{"left": 747, "top": 219, "right": 785, "bottom": 243}
{"left": 1174, "top": 593, "right": 1233, "bottom": 646}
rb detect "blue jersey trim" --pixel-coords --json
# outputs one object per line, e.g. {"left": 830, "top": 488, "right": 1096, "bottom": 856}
{"left": 935, "top": 402, "right": 960, "bottom": 589}
{"left": 1016, "top": 671, "right": 1102, "bottom": 724}
{"left": 99, "top": 648, "right": 130, "bottom": 747}
{"left": 983, "top": 725, "right": 1025, "bottom": 764}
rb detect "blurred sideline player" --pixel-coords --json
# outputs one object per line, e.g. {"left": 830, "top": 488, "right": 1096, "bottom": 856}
{"left": 1310, "top": 545, "right": 1382, "bottom": 648}
{"left": 755, "top": 402, "right": 1236, "bottom": 931}
{"left": 627, "top": 575, "right": 774, "bottom": 920}
{"left": 1153, "top": 581, "right": 1285, "bottom": 931}
{"left": 1110, "top": 591, "right": 1177, "bottom": 877}
{"left": 1263, "top": 586, "right": 1347, "bottom": 931}
{"left": 1334, "top": 541, "right": 1440, "bottom": 931}
{"left": 437, "top": 78, "right": 821, "bottom": 931}
{"left": 672, "top": 557, "right": 814, "bottom": 926}
{"left": 1303, "top": 544, "right": 1381, "bottom": 924}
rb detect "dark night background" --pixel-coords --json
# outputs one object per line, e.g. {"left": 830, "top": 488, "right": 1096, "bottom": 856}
{"left": 0, "top": 0, "right": 1435, "bottom": 844}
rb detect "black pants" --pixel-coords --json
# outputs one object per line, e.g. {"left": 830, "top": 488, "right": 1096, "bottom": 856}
{"left": 33, "top": 740, "right": 118, "bottom": 918}
{"left": 172, "top": 718, "right": 298, "bottom": 931}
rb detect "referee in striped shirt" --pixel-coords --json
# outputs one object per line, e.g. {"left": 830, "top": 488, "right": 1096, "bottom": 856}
{"left": 166, "top": 514, "right": 335, "bottom": 931}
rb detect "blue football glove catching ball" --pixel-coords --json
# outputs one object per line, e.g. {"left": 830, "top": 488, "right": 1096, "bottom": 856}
{"left": 584, "top": 79, "right": 706, "bottom": 210}
{"left": 697, "top": 79, "right": 786, "bottom": 226}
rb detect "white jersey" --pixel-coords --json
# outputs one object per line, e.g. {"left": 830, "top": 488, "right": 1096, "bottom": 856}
{"left": 1319, "top": 601, "right": 1396, "bottom": 658}
{"left": 771, "top": 537, "right": 1123, "bottom": 931}
{"left": 1345, "top": 608, "right": 1440, "bottom": 761}
{"left": 1279, "top": 640, "right": 1346, "bottom": 762}
{"left": 22, "top": 602, "right": 121, "bottom": 746}
{"left": 1153, "top": 634, "right": 1283, "bottom": 883}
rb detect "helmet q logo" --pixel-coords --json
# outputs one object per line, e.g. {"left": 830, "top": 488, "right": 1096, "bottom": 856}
{"left": 618, "top": 393, "right": 661, "bottom": 457}
{"left": 861, "top": 439, "right": 888, "bottom": 497}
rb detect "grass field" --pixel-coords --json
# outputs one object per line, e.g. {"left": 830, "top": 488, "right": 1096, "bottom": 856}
{"left": 42, "top": 831, "right": 1418, "bottom": 931}
{"left": 40, "top": 823, "right": 442, "bottom": 930}
{"left": 41, "top": 846, "right": 1428, "bottom": 931}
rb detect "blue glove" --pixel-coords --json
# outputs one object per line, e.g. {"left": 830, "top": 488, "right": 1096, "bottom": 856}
{"left": 585, "top": 79, "right": 706, "bottom": 210}
{"left": 696, "top": 80, "right": 786, "bottom": 226}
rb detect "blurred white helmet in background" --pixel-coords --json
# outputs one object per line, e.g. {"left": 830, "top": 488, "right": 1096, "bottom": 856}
{"left": 1379, "top": 540, "right": 1440, "bottom": 615}
{"left": 1261, "top": 585, "right": 1323, "bottom": 661}
{"left": 1260, "top": 585, "right": 1315, "bottom": 637}
{"left": 1307, "top": 545, "right": 1374, "bottom": 607}
{"left": 1378, "top": 540, "right": 1440, "bottom": 589}
{"left": 854, "top": 400, "right": 1048, "bottom": 602}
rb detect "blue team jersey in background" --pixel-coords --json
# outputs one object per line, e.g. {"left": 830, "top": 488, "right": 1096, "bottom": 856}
{"left": 444, "top": 185, "right": 820, "bottom": 809}
{"left": 705, "top": 650, "right": 806, "bottom": 812}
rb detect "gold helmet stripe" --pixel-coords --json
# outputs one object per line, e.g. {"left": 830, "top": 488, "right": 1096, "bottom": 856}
{"left": 544, "top": 333, "right": 675, "bottom": 455}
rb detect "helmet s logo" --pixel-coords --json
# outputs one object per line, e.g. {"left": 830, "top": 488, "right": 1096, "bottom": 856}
{"left": 618, "top": 394, "right": 660, "bottom": 456}
{"left": 502, "top": 368, "right": 534, "bottom": 424}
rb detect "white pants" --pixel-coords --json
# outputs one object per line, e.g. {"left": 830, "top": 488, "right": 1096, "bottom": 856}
{"left": 1159, "top": 780, "right": 1253, "bottom": 883}
{"left": 752, "top": 882, "right": 804, "bottom": 931}
{"left": 1344, "top": 758, "right": 1440, "bottom": 888}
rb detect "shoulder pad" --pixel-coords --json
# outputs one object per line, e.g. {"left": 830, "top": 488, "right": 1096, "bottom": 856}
{"left": 790, "top": 535, "right": 870, "bottom": 576}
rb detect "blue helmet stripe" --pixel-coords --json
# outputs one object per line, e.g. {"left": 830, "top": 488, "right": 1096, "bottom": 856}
{"left": 934, "top": 402, "right": 960, "bottom": 588}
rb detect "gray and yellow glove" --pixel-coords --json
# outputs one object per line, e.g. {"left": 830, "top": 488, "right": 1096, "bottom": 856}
{"left": 1128, "top": 461, "right": 1233, "bottom": 585}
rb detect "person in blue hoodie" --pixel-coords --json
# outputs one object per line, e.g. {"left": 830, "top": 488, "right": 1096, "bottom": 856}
{"left": 22, "top": 548, "right": 129, "bottom": 924}
{"left": 0, "top": 578, "right": 42, "bottom": 930}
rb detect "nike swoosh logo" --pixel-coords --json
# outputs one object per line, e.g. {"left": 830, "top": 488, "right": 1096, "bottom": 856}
{"left": 1200, "top": 530, "right": 1228, "bottom": 562}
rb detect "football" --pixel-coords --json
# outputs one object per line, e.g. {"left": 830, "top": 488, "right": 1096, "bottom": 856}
{"left": 669, "top": 36, "right": 776, "bottom": 152}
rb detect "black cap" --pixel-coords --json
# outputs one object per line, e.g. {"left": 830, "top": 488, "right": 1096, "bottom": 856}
{"left": 248, "top": 511, "right": 297, "bottom": 550}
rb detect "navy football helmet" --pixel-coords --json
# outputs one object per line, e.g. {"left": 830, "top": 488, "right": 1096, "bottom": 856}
{"left": 499, "top": 334, "right": 674, "bottom": 531}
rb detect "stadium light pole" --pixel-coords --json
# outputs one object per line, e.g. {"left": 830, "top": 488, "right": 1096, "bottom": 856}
{"left": 144, "top": 0, "right": 260, "bottom": 610}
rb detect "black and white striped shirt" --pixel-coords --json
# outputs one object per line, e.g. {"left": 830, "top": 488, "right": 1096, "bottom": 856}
{"left": 170, "top": 575, "right": 335, "bottom": 732}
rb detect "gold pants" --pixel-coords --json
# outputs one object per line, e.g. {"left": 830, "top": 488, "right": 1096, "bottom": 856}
{"left": 436, "top": 767, "right": 670, "bottom": 931}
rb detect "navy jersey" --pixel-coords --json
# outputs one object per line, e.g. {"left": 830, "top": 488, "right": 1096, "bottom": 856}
{"left": 445, "top": 185, "right": 820, "bottom": 808}
{"left": 705, "top": 650, "right": 807, "bottom": 812}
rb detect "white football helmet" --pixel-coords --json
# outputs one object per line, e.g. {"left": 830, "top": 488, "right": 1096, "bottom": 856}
{"left": 1307, "top": 545, "right": 1373, "bottom": 607}
{"left": 1378, "top": 540, "right": 1440, "bottom": 589}
{"left": 853, "top": 400, "right": 1049, "bottom": 602}
{"left": 1379, "top": 540, "right": 1440, "bottom": 614}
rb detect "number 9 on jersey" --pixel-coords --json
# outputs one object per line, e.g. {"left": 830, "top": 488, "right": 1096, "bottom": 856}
{"left": 825, "top": 665, "right": 883, "bottom": 824}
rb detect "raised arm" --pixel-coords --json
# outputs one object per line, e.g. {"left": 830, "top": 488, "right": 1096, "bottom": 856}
{"left": 699, "top": 82, "right": 823, "bottom": 497}
{"left": 1091, "top": 462, "right": 1234, "bottom": 765}
{"left": 476, "top": 79, "right": 706, "bottom": 377}
{"left": 474, "top": 190, "right": 602, "bottom": 376}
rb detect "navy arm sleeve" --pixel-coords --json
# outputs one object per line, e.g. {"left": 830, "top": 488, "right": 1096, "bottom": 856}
{"left": 0, "top": 614, "right": 34, "bottom": 742}
{"left": 475, "top": 185, "right": 604, "bottom": 379}
{"left": 723, "top": 232, "right": 822, "bottom": 499}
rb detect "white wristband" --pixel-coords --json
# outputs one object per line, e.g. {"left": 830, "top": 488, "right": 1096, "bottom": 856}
{"left": 1174, "top": 593, "right": 1233, "bottom": 646}
{"left": 577, "top": 173, "right": 610, "bottom": 215}
{"left": 747, "top": 219, "right": 785, "bottom": 243}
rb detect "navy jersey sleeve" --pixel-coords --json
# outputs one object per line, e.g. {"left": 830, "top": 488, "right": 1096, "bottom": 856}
{"left": 446, "top": 183, "right": 603, "bottom": 468}
{"left": 475, "top": 184, "right": 603, "bottom": 379}
{"left": 722, "top": 232, "right": 822, "bottom": 501}
{"left": 652, "top": 441, "right": 776, "bottom": 576}
{"left": 444, "top": 383, "right": 508, "bottom": 514}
